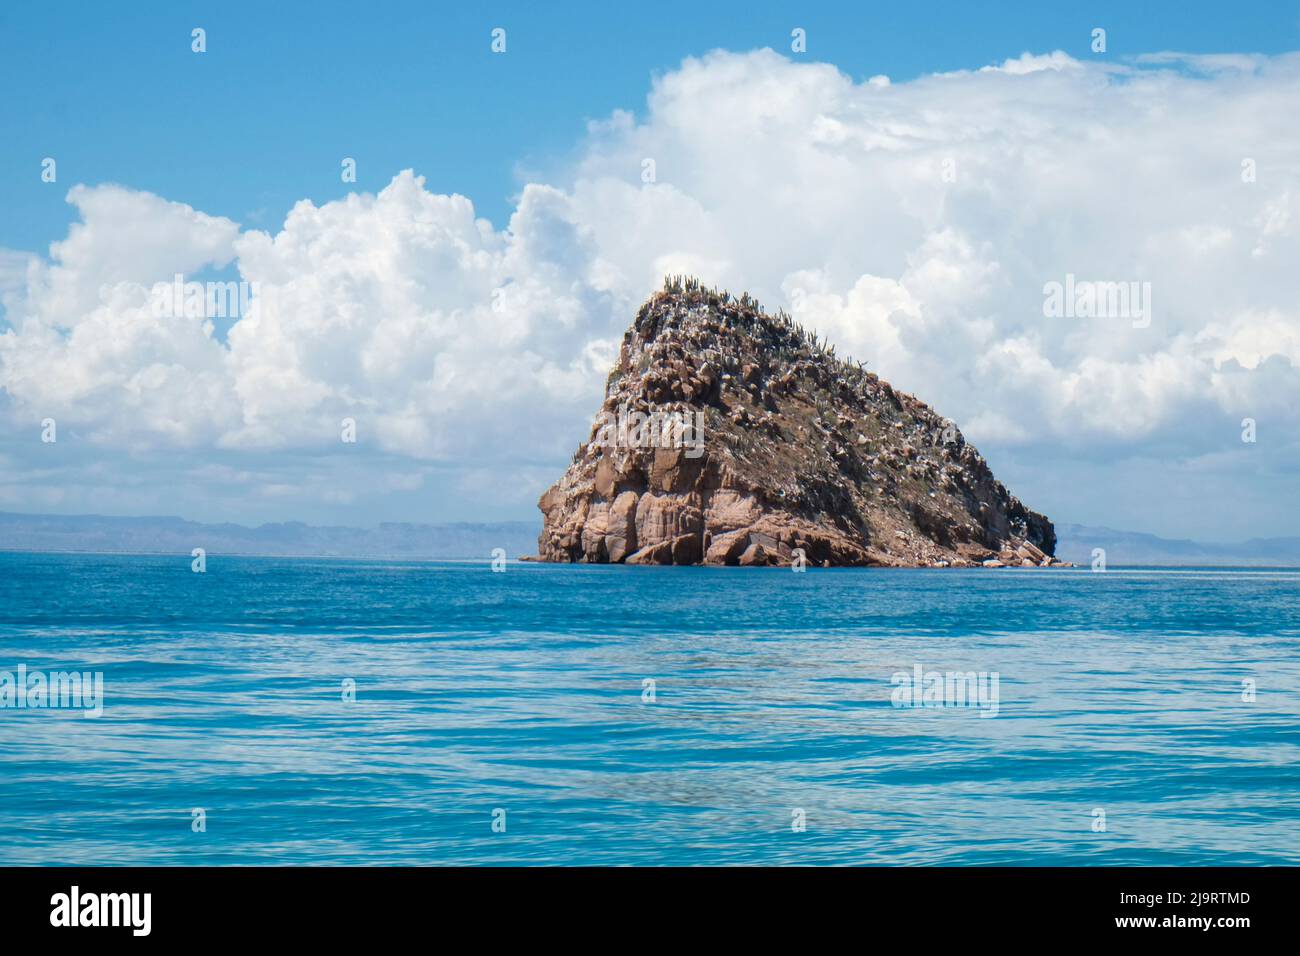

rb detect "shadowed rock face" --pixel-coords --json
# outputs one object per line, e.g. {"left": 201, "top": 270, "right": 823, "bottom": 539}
{"left": 535, "top": 278, "right": 1062, "bottom": 568}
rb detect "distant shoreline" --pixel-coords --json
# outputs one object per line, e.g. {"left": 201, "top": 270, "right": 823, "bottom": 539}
{"left": 3, "top": 511, "right": 1298, "bottom": 568}
{"left": 0, "top": 548, "right": 505, "bottom": 563}
{"left": 3, "top": 548, "right": 1298, "bottom": 571}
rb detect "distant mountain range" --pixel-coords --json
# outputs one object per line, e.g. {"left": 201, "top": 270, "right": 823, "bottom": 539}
{"left": 1053, "top": 523, "right": 1300, "bottom": 567}
{"left": 0, "top": 511, "right": 539, "bottom": 560}
{"left": 1, "top": 511, "right": 1297, "bottom": 566}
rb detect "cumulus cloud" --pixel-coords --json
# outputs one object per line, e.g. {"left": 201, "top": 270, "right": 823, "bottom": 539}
{"left": 569, "top": 48, "right": 1300, "bottom": 457}
{"left": 2, "top": 47, "right": 1299, "bottom": 535}
{"left": 1, "top": 173, "right": 629, "bottom": 465}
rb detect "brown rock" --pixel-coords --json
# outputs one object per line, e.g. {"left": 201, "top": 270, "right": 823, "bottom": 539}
{"left": 604, "top": 491, "right": 639, "bottom": 562}
{"left": 1016, "top": 539, "right": 1047, "bottom": 563}
{"left": 649, "top": 446, "right": 704, "bottom": 493}
{"left": 704, "top": 529, "right": 750, "bottom": 565}
{"left": 534, "top": 279, "right": 1057, "bottom": 567}
{"left": 626, "top": 541, "right": 674, "bottom": 565}
{"left": 594, "top": 458, "right": 617, "bottom": 498}
{"left": 670, "top": 533, "right": 703, "bottom": 564}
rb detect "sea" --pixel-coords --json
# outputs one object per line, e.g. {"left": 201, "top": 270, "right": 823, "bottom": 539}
{"left": 1, "top": 551, "right": 1297, "bottom": 865}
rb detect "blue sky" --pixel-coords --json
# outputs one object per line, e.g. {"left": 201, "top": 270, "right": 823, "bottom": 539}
{"left": 2, "top": 2, "right": 1299, "bottom": 541}
{"left": 3, "top": 0, "right": 1298, "bottom": 252}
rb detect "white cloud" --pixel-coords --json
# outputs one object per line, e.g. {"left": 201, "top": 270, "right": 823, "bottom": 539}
{"left": 564, "top": 48, "right": 1300, "bottom": 460}
{"left": 2, "top": 47, "right": 1299, "bottom": 536}
{"left": 2, "top": 173, "right": 631, "bottom": 465}
{"left": 981, "top": 50, "right": 1080, "bottom": 75}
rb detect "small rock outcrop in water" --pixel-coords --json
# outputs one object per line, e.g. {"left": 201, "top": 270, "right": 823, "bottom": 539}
{"left": 534, "top": 277, "right": 1066, "bottom": 568}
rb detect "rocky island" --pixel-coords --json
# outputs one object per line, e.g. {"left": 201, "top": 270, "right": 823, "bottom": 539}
{"left": 534, "top": 277, "right": 1066, "bottom": 568}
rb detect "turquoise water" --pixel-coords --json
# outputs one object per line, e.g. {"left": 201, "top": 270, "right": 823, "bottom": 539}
{"left": 1, "top": 551, "right": 1297, "bottom": 865}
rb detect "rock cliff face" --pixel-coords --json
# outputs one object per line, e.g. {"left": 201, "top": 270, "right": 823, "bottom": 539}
{"left": 535, "top": 278, "right": 1064, "bottom": 568}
